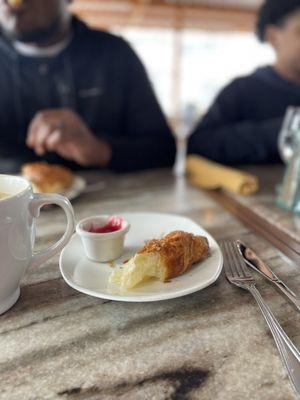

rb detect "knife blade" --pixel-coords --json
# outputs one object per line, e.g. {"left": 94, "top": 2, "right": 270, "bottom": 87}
{"left": 237, "top": 240, "right": 300, "bottom": 312}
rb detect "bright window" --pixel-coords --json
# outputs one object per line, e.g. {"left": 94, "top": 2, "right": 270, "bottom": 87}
{"left": 117, "top": 28, "right": 275, "bottom": 128}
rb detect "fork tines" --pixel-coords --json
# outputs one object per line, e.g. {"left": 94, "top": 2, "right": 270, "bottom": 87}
{"left": 221, "top": 241, "right": 253, "bottom": 282}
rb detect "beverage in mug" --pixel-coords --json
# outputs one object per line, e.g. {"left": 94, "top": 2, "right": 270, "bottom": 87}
{"left": 0, "top": 174, "right": 75, "bottom": 314}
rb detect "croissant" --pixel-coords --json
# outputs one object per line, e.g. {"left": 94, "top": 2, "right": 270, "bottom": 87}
{"left": 109, "top": 230, "right": 209, "bottom": 290}
{"left": 7, "top": 0, "right": 24, "bottom": 6}
{"left": 22, "top": 162, "right": 74, "bottom": 193}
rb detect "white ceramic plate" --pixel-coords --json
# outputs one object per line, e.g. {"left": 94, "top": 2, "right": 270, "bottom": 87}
{"left": 59, "top": 175, "right": 86, "bottom": 201}
{"left": 59, "top": 212, "right": 223, "bottom": 302}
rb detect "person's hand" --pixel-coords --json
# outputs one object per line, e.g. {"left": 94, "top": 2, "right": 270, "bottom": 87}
{"left": 26, "top": 108, "right": 112, "bottom": 167}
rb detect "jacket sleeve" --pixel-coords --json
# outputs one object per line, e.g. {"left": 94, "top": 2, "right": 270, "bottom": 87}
{"left": 105, "top": 40, "right": 176, "bottom": 172}
{"left": 188, "top": 81, "right": 282, "bottom": 164}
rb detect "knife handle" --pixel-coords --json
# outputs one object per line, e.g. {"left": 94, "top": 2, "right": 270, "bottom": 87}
{"left": 274, "top": 281, "right": 300, "bottom": 312}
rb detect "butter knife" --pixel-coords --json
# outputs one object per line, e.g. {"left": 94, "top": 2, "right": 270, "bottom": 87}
{"left": 237, "top": 240, "right": 300, "bottom": 312}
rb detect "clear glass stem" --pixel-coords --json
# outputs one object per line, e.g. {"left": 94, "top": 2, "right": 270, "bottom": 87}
{"left": 174, "top": 137, "right": 187, "bottom": 178}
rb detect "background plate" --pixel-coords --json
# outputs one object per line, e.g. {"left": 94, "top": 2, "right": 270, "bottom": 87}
{"left": 60, "top": 175, "right": 86, "bottom": 200}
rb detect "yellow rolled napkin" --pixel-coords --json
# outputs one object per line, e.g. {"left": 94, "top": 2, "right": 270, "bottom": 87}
{"left": 186, "top": 155, "right": 259, "bottom": 196}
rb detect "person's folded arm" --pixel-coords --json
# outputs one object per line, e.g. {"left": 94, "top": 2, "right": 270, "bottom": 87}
{"left": 189, "top": 117, "right": 282, "bottom": 164}
{"left": 105, "top": 40, "right": 176, "bottom": 172}
{"left": 188, "top": 81, "right": 283, "bottom": 164}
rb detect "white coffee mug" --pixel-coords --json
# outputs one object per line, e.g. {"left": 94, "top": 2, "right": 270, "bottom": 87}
{"left": 0, "top": 174, "right": 75, "bottom": 314}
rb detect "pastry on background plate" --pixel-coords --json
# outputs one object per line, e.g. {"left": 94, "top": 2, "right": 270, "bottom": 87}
{"left": 22, "top": 162, "right": 74, "bottom": 193}
{"left": 109, "top": 230, "right": 209, "bottom": 290}
{"left": 7, "top": 0, "right": 24, "bottom": 6}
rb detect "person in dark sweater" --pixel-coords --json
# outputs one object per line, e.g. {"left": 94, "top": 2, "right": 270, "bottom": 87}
{"left": 188, "top": 0, "right": 300, "bottom": 164}
{"left": 0, "top": 0, "right": 175, "bottom": 173}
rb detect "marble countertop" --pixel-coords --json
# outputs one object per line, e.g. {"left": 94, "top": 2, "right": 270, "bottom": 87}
{"left": 1, "top": 167, "right": 299, "bottom": 400}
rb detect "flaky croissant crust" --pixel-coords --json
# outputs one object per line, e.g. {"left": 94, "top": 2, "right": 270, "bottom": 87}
{"left": 139, "top": 230, "right": 209, "bottom": 280}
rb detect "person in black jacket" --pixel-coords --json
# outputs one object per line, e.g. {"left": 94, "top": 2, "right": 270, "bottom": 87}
{"left": 0, "top": 0, "right": 175, "bottom": 172}
{"left": 189, "top": 0, "right": 300, "bottom": 164}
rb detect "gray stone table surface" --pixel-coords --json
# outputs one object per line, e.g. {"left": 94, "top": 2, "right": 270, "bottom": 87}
{"left": 1, "top": 167, "right": 299, "bottom": 400}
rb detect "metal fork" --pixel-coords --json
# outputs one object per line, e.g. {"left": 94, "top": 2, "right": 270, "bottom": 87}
{"left": 221, "top": 241, "right": 300, "bottom": 399}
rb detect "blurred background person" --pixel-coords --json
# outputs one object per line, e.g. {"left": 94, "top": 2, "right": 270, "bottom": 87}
{"left": 188, "top": 0, "right": 300, "bottom": 164}
{"left": 0, "top": 0, "right": 175, "bottom": 173}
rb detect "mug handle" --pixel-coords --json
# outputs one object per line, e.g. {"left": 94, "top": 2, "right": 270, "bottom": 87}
{"left": 28, "top": 193, "right": 75, "bottom": 268}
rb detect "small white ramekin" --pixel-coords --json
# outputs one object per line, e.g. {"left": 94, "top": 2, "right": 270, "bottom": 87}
{"left": 76, "top": 215, "right": 130, "bottom": 262}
